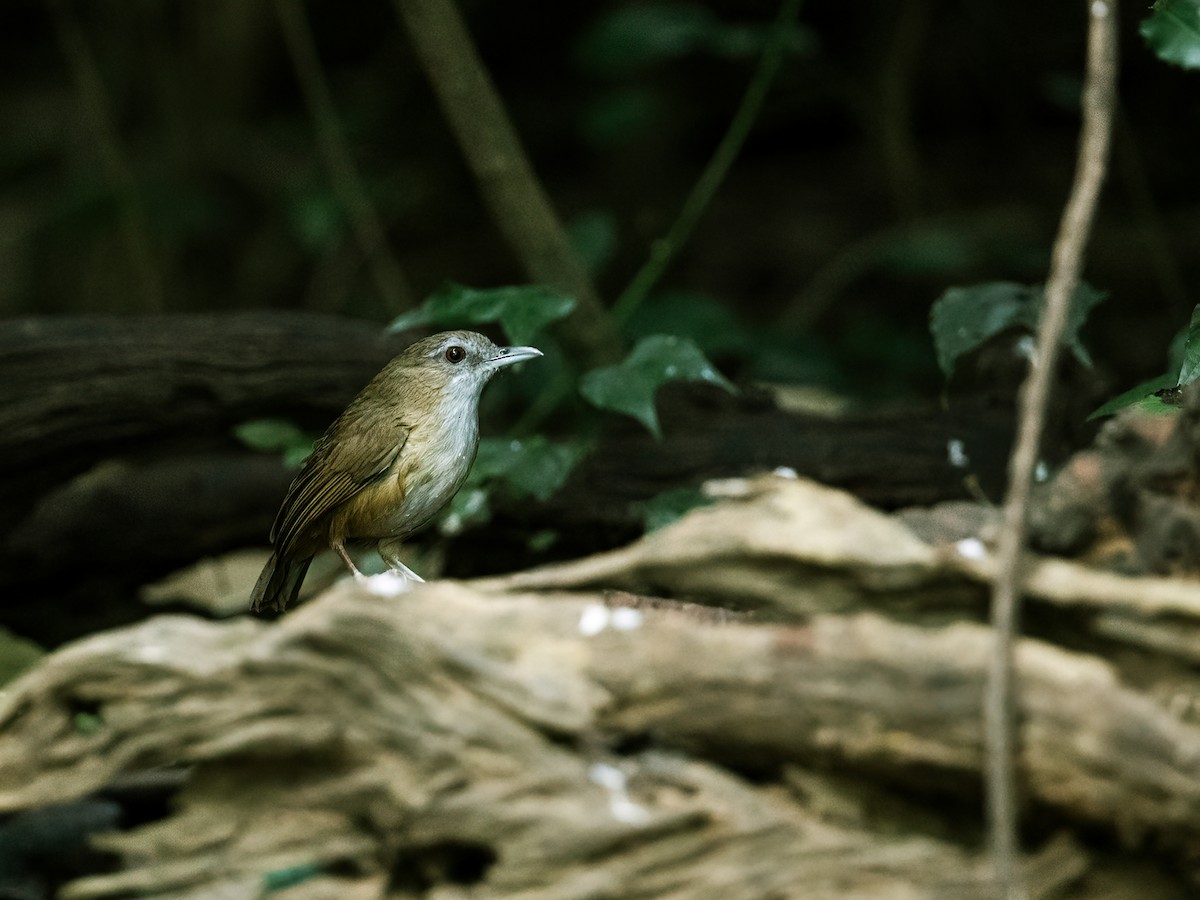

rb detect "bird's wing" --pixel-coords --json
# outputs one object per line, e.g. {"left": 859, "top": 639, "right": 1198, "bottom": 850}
{"left": 271, "top": 417, "right": 410, "bottom": 557}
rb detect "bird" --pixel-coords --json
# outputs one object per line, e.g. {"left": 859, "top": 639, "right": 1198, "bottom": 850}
{"left": 249, "top": 330, "right": 542, "bottom": 613}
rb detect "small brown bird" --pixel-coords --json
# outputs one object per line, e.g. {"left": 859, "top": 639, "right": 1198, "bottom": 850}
{"left": 250, "top": 330, "right": 541, "bottom": 612}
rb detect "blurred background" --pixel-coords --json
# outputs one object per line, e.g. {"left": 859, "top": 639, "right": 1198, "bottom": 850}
{"left": 1, "top": 0, "right": 1194, "bottom": 398}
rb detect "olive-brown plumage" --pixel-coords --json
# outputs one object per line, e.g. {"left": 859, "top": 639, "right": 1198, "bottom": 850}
{"left": 250, "top": 330, "right": 541, "bottom": 612}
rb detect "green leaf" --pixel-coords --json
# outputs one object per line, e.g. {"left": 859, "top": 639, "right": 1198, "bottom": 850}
{"left": 579, "top": 87, "right": 663, "bottom": 147}
{"left": 437, "top": 437, "right": 583, "bottom": 535}
{"left": 0, "top": 626, "right": 44, "bottom": 687}
{"left": 930, "top": 281, "right": 1106, "bottom": 377}
{"left": 234, "top": 419, "right": 315, "bottom": 468}
{"left": 1178, "top": 304, "right": 1200, "bottom": 385}
{"left": 527, "top": 529, "right": 559, "bottom": 553}
{"left": 642, "top": 487, "right": 714, "bottom": 532}
{"left": 73, "top": 711, "right": 103, "bottom": 734}
{"left": 579, "top": 335, "right": 736, "bottom": 438}
{"left": 930, "top": 282, "right": 1031, "bottom": 376}
{"left": 469, "top": 436, "right": 582, "bottom": 502}
{"left": 264, "top": 863, "right": 324, "bottom": 893}
{"left": 1056, "top": 281, "right": 1107, "bottom": 368}
{"left": 575, "top": 2, "right": 813, "bottom": 75}
{"left": 388, "top": 284, "right": 577, "bottom": 347}
{"left": 576, "top": 3, "right": 720, "bottom": 75}
{"left": 234, "top": 418, "right": 307, "bottom": 451}
{"left": 1087, "top": 372, "right": 1178, "bottom": 421}
{"left": 438, "top": 487, "right": 492, "bottom": 536}
{"left": 1142, "top": 0, "right": 1200, "bottom": 69}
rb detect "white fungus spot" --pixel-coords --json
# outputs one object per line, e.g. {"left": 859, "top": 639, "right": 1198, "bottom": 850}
{"left": 136, "top": 643, "right": 169, "bottom": 664}
{"left": 578, "top": 603, "right": 610, "bottom": 636}
{"left": 610, "top": 607, "right": 643, "bottom": 631}
{"left": 589, "top": 762, "right": 651, "bottom": 825}
{"left": 773, "top": 466, "right": 799, "bottom": 479}
{"left": 1034, "top": 460, "right": 1050, "bottom": 482}
{"left": 947, "top": 439, "right": 970, "bottom": 469}
{"left": 1014, "top": 335, "right": 1038, "bottom": 364}
{"left": 363, "top": 571, "right": 411, "bottom": 597}
{"left": 610, "top": 795, "right": 652, "bottom": 825}
{"left": 955, "top": 537, "right": 989, "bottom": 561}
{"left": 1091, "top": 0, "right": 1108, "bottom": 17}
{"left": 589, "top": 762, "right": 625, "bottom": 791}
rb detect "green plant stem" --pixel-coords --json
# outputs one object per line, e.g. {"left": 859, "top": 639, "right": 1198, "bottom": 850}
{"left": 392, "top": 0, "right": 620, "bottom": 368}
{"left": 46, "top": 0, "right": 163, "bottom": 312}
{"left": 274, "top": 0, "right": 415, "bottom": 314}
{"left": 986, "top": 2, "right": 1117, "bottom": 897}
{"left": 611, "top": 0, "right": 802, "bottom": 325}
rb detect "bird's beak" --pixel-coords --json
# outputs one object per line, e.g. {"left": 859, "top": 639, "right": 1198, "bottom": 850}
{"left": 490, "top": 345, "right": 543, "bottom": 369}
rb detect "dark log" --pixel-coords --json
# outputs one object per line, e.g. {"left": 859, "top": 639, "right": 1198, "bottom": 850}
{"left": 0, "top": 313, "right": 408, "bottom": 515}
{"left": 0, "top": 314, "right": 1010, "bottom": 643}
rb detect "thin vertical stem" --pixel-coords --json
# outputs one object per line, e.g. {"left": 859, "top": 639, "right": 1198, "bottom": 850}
{"left": 986, "top": 2, "right": 1118, "bottom": 897}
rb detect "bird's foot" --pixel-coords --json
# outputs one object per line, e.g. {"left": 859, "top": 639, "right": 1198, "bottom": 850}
{"left": 384, "top": 560, "right": 425, "bottom": 583}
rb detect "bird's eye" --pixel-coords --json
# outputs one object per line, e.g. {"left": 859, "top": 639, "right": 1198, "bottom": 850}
{"left": 444, "top": 345, "right": 466, "bottom": 364}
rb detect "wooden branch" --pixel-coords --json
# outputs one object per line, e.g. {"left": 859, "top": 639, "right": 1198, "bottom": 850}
{"left": 987, "top": 1, "right": 1119, "bottom": 889}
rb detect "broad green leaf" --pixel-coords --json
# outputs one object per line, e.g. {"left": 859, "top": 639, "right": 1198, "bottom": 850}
{"left": 438, "top": 487, "right": 492, "bottom": 536}
{"left": 579, "top": 87, "right": 663, "bottom": 147}
{"left": 0, "top": 626, "right": 44, "bottom": 687}
{"left": 575, "top": 2, "right": 813, "bottom": 75}
{"left": 930, "top": 282, "right": 1031, "bottom": 376}
{"left": 576, "top": 3, "right": 720, "bottom": 75}
{"left": 388, "top": 284, "right": 576, "bottom": 347}
{"left": 1142, "top": 0, "right": 1200, "bottom": 69}
{"left": 527, "top": 529, "right": 559, "bottom": 553}
{"left": 579, "top": 335, "right": 736, "bottom": 438}
{"left": 1178, "top": 304, "right": 1200, "bottom": 385}
{"left": 642, "top": 487, "right": 714, "bottom": 532}
{"left": 73, "top": 711, "right": 103, "bottom": 734}
{"left": 1132, "top": 392, "right": 1184, "bottom": 415}
{"left": 930, "top": 281, "right": 1106, "bottom": 377}
{"left": 234, "top": 418, "right": 307, "bottom": 451}
{"left": 469, "top": 436, "right": 582, "bottom": 502}
{"left": 438, "top": 437, "right": 583, "bottom": 535}
{"left": 1052, "top": 281, "right": 1107, "bottom": 368}
{"left": 1087, "top": 373, "right": 1178, "bottom": 421}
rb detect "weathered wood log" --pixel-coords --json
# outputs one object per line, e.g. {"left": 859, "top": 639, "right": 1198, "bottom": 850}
{"left": 0, "top": 580, "right": 1191, "bottom": 897}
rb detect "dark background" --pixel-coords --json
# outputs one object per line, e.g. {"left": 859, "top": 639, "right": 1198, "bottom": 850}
{"left": 1, "top": 0, "right": 1194, "bottom": 402}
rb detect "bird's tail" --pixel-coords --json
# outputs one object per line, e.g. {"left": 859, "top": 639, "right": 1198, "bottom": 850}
{"left": 250, "top": 552, "right": 313, "bottom": 613}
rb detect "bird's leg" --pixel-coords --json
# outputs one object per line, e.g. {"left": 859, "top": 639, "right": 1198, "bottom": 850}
{"left": 332, "top": 542, "right": 368, "bottom": 582}
{"left": 378, "top": 538, "right": 426, "bottom": 583}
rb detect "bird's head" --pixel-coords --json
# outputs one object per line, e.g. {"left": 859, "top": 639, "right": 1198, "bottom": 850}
{"left": 398, "top": 330, "right": 542, "bottom": 405}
